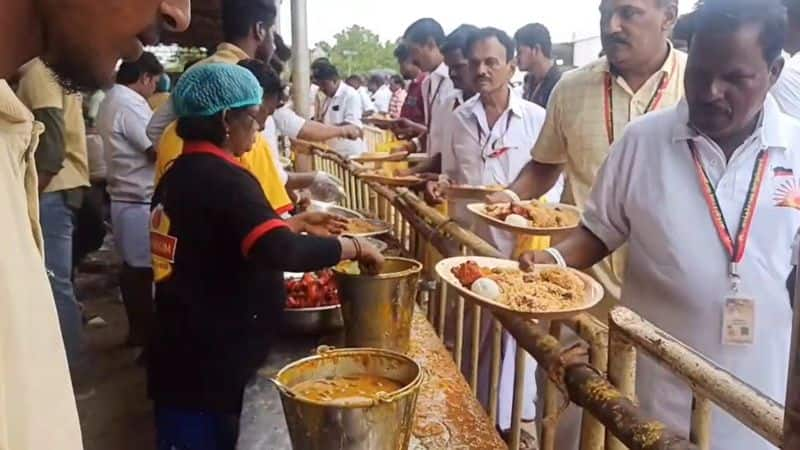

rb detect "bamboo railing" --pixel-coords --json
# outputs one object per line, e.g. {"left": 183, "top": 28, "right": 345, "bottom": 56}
{"left": 301, "top": 145, "right": 785, "bottom": 450}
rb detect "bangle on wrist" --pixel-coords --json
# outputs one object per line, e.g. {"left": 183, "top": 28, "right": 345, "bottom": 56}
{"left": 544, "top": 247, "right": 567, "bottom": 268}
{"left": 502, "top": 189, "right": 521, "bottom": 203}
{"left": 350, "top": 237, "right": 362, "bottom": 259}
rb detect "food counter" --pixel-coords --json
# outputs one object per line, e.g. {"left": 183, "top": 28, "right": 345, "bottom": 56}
{"left": 237, "top": 310, "right": 505, "bottom": 449}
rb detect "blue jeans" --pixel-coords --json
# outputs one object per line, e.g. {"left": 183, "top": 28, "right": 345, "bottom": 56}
{"left": 155, "top": 406, "right": 239, "bottom": 450}
{"left": 40, "top": 192, "right": 86, "bottom": 380}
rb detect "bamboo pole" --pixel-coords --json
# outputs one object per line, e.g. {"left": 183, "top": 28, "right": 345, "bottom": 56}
{"left": 455, "top": 296, "right": 465, "bottom": 370}
{"left": 311, "top": 157, "right": 706, "bottom": 450}
{"left": 541, "top": 321, "right": 563, "bottom": 450}
{"left": 497, "top": 310, "right": 697, "bottom": 450}
{"left": 610, "top": 307, "right": 783, "bottom": 447}
{"left": 489, "top": 319, "right": 503, "bottom": 424}
{"left": 509, "top": 344, "right": 526, "bottom": 450}
{"left": 470, "top": 304, "right": 482, "bottom": 396}
{"left": 438, "top": 282, "right": 448, "bottom": 338}
{"left": 690, "top": 395, "right": 712, "bottom": 450}
{"left": 606, "top": 325, "right": 638, "bottom": 450}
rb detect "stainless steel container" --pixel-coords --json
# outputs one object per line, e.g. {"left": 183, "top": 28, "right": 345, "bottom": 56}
{"left": 333, "top": 258, "right": 423, "bottom": 354}
{"left": 272, "top": 347, "right": 423, "bottom": 450}
{"left": 282, "top": 305, "right": 344, "bottom": 335}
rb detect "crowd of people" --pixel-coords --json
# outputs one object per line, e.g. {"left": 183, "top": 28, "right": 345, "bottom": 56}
{"left": 390, "top": 1, "right": 799, "bottom": 450}
{"left": 3, "top": 0, "right": 800, "bottom": 449}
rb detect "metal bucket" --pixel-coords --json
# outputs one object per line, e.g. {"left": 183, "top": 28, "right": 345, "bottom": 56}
{"left": 333, "top": 258, "right": 423, "bottom": 353}
{"left": 272, "top": 347, "right": 423, "bottom": 450}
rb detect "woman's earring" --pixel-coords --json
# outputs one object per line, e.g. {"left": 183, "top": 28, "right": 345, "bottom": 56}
{"left": 225, "top": 129, "right": 231, "bottom": 141}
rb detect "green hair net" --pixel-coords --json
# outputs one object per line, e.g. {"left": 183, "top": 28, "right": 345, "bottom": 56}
{"left": 172, "top": 63, "right": 264, "bottom": 118}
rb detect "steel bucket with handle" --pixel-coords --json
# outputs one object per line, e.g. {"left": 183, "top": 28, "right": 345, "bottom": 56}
{"left": 333, "top": 257, "right": 423, "bottom": 354}
{"left": 271, "top": 347, "right": 423, "bottom": 450}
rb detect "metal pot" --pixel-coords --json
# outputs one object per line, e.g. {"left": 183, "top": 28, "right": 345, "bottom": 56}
{"left": 271, "top": 347, "right": 423, "bottom": 450}
{"left": 333, "top": 258, "right": 423, "bottom": 354}
{"left": 282, "top": 305, "right": 344, "bottom": 335}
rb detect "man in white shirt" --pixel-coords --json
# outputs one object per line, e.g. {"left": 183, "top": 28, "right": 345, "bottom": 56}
{"left": 521, "top": 1, "right": 794, "bottom": 448}
{"left": 771, "top": 0, "right": 800, "bottom": 119}
{"left": 312, "top": 61, "right": 367, "bottom": 157}
{"left": 97, "top": 52, "right": 163, "bottom": 348}
{"left": 398, "top": 24, "right": 480, "bottom": 177}
{"left": 432, "top": 27, "right": 551, "bottom": 437}
{"left": 367, "top": 73, "right": 393, "bottom": 114}
{"left": 403, "top": 18, "right": 455, "bottom": 154}
{"left": 345, "top": 74, "right": 377, "bottom": 116}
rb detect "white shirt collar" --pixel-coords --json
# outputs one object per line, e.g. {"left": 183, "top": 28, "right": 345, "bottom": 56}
{"left": 459, "top": 87, "right": 525, "bottom": 122}
{"left": 432, "top": 61, "right": 449, "bottom": 79}
{"left": 331, "top": 81, "right": 347, "bottom": 99}
{"left": 671, "top": 95, "right": 791, "bottom": 151}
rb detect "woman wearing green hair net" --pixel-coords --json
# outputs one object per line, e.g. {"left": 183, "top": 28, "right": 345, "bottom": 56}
{"left": 148, "top": 63, "right": 384, "bottom": 450}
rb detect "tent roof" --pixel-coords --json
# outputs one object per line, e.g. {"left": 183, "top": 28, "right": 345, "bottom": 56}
{"left": 161, "top": 0, "right": 223, "bottom": 50}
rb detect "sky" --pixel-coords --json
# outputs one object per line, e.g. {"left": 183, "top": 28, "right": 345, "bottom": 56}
{"left": 278, "top": 0, "right": 695, "bottom": 46}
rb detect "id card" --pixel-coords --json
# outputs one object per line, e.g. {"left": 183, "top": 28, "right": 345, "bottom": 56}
{"left": 722, "top": 296, "right": 755, "bottom": 346}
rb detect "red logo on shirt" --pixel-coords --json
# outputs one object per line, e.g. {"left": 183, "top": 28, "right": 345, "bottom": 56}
{"left": 151, "top": 232, "right": 178, "bottom": 263}
{"left": 773, "top": 176, "right": 800, "bottom": 210}
{"left": 151, "top": 205, "right": 177, "bottom": 282}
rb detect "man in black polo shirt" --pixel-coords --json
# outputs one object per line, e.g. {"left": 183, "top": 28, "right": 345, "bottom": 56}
{"left": 514, "top": 23, "right": 563, "bottom": 108}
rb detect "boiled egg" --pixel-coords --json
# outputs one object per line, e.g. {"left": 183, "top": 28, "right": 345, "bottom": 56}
{"left": 504, "top": 213, "right": 530, "bottom": 227}
{"left": 471, "top": 277, "right": 502, "bottom": 301}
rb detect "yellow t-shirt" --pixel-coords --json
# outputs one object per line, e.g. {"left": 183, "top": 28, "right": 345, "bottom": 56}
{"left": 155, "top": 122, "right": 294, "bottom": 215}
{"left": 16, "top": 58, "right": 89, "bottom": 193}
{"left": 148, "top": 92, "right": 171, "bottom": 111}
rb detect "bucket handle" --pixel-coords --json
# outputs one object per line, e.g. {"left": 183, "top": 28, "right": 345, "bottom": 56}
{"left": 375, "top": 366, "right": 429, "bottom": 404}
{"left": 314, "top": 345, "right": 337, "bottom": 355}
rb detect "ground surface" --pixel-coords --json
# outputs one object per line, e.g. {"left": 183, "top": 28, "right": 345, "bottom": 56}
{"left": 74, "top": 244, "right": 306, "bottom": 450}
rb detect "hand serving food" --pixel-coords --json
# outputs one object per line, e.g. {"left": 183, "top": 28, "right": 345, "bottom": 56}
{"left": 289, "top": 212, "right": 348, "bottom": 237}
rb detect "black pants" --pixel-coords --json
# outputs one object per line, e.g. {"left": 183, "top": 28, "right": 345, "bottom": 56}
{"left": 72, "top": 181, "right": 108, "bottom": 268}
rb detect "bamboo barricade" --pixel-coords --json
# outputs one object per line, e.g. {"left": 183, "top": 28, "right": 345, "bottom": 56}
{"left": 306, "top": 146, "right": 785, "bottom": 450}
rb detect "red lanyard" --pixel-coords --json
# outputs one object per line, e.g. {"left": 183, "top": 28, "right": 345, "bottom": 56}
{"left": 688, "top": 140, "right": 770, "bottom": 276}
{"left": 476, "top": 112, "right": 514, "bottom": 160}
{"left": 604, "top": 53, "right": 676, "bottom": 145}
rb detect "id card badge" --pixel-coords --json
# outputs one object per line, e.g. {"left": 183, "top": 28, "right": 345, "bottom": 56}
{"left": 722, "top": 295, "right": 756, "bottom": 346}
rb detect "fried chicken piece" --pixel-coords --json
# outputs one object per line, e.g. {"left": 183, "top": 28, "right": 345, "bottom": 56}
{"left": 452, "top": 261, "right": 484, "bottom": 287}
{"left": 485, "top": 203, "right": 513, "bottom": 220}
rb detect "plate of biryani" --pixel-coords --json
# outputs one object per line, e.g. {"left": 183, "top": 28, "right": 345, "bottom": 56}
{"left": 358, "top": 168, "right": 424, "bottom": 187}
{"left": 435, "top": 256, "right": 603, "bottom": 319}
{"left": 467, "top": 200, "right": 581, "bottom": 235}
{"left": 341, "top": 218, "right": 391, "bottom": 237}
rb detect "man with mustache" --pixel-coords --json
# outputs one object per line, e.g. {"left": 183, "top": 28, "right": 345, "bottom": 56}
{"left": 521, "top": 0, "right": 795, "bottom": 448}
{"left": 489, "top": 0, "right": 685, "bottom": 308}
{"left": 0, "top": 1, "right": 190, "bottom": 448}
{"left": 437, "top": 27, "right": 552, "bottom": 442}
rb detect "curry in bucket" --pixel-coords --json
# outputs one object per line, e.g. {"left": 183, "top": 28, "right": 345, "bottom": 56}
{"left": 292, "top": 375, "right": 404, "bottom": 405}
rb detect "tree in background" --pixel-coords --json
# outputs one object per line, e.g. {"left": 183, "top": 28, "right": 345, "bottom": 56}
{"left": 316, "top": 25, "right": 397, "bottom": 76}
